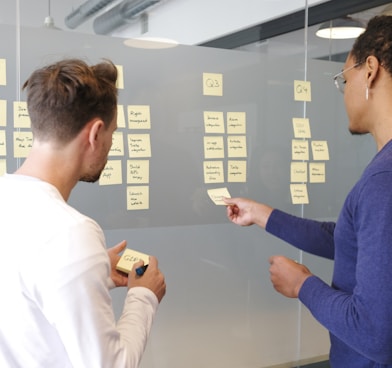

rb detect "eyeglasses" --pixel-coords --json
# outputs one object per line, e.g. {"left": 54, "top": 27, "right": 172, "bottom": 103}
{"left": 333, "top": 62, "right": 362, "bottom": 93}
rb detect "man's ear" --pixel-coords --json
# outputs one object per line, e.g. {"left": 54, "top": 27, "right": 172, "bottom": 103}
{"left": 365, "top": 55, "right": 382, "bottom": 88}
{"left": 87, "top": 119, "right": 105, "bottom": 151}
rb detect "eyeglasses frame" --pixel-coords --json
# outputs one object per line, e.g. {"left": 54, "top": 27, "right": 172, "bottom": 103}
{"left": 333, "top": 62, "right": 362, "bottom": 93}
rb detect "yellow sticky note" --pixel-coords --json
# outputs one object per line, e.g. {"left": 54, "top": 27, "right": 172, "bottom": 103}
{"left": 0, "top": 159, "right": 6, "bottom": 176}
{"left": 204, "top": 136, "right": 224, "bottom": 159}
{"left": 127, "top": 160, "right": 150, "bottom": 184}
{"left": 311, "top": 140, "right": 329, "bottom": 161}
{"left": 227, "top": 112, "right": 246, "bottom": 134}
{"left": 127, "top": 185, "right": 149, "bottom": 210}
{"left": 117, "top": 105, "right": 126, "bottom": 128}
{"left": 0, "top": 100, "right": 7, "bottom": 126}
{"left": 13, "top": 101, "right": 31, "bottom": 128}
{"left": 292, "top": 118, "right": 311, "bottom": 138}
{"left": 309, "top": 162, "right": 326, "bottom": 183}
{"left": 203, "top": 160, "right": 224, "bottom": 184}
{"left": 128, "top": 134, "right": 151, "bottom": 158}
{"left": 13, "top": 131, "right": 33, "bottom": 158}
{"left": 290, "top": 162, "right": 308, "bottom": 183}
{"left": 99, "top": 160, "right": 122, "bottom": 186}
{"left": 128, "top": 105, "right": 151, "bottom": 130}
{"left": 292, "top": 139, "right": 309, "bottom": 161}
{"left": 227, "top": 135, "right": 247, "bottom": 158}
{"left": 294, "top": 80, "right": 311, "bottom": 101}
{"left": 207, "top": 187, "right": 231, "bottom": 205}
{"left": 204, "top": 111, "right": 225, "bottom": 134}
{"left": 116, "top": 248, "right": 149, "bottom": 274}
{"left": 0, "top": 59, "right": 6, "bottom": 86}
{"left": 0, "top": 130, "right": 6, "bottom": 156}
{"left": 109, "top": 131, "right": 124, "bottom": 156}
{"left": 115, "top": 65, "right": 124, "bottom": 89}
{"left": 228, "top": 160, "right": 247, "bottom": 183}
{"left": 290, "top": 183, "right": 309, "bottom": 204}
{"left": 203, "top": 73, "right": 223, "bottom": 96}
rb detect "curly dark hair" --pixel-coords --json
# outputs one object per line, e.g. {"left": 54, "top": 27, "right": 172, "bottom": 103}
{"left": 22, "top": 58, "right": 118, "bottom": 144}
{"left": 351, "top": 15, "right": 392, "bottom": 75}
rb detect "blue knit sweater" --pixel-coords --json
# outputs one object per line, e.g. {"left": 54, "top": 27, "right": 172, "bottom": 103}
{"left": 266, "top": 139, "right": 392, "bottom": 367}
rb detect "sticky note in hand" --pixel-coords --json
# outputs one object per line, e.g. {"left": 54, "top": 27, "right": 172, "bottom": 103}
{"left": 116, "top": 248, "right": 149, "bottom": 274}
{"left": 207, "top": 187, "right": 231, "bottom": 205}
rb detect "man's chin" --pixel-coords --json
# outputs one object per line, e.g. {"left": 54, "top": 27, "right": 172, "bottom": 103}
{"left": 79, "top": 173, "right": 101, "bottom": 183}
{"left": 348, "top": 128, "right": 368, "bottom": 136}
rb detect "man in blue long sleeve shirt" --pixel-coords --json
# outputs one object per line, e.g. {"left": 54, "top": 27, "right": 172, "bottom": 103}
{"left": 224, "top": 16, "right": 392, "bottom": 367}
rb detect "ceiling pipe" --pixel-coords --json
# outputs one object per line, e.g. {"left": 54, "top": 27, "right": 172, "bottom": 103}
{"left": 93, "top": 0, "right": 160, "bottom": 35}
{"left": 65, "top": 0, "right": 118, "bottom": 29}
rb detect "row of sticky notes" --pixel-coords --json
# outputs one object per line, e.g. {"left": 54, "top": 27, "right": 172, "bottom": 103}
{"left": 99, "top": 159, "right": 150, "bottom": 186}
{"left": 204, "top": 160, "right": 246, "bottom": 183}
{"left": 108, "top": 132, "right": 151, "bottom": 158}
{"left": 0, "top": 100, "right": 151, "bottom": 131}
{"left": 0, "top": 130, "right": 32, "bottom": 158}
{"left": 291, "top": 162, "right": 325, "bottom": 183}
{"left": 0, "top": 130, "right": 155, "bottom": 160}
{"left": 292, "top": 139, "right": 329, "bottom": 161}
{"left": 204, "top": 111, "right": 246, "bottom": 134}
{"left": 204, "top": 135, "right": 247, "bottom": 159}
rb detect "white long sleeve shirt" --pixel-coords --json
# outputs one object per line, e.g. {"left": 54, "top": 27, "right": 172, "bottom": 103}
{"left": 0, "top": 174, "right": 158, "bottom": 367}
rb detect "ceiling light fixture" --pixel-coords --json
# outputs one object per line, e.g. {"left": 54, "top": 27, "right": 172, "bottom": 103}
{"left": 316, "top": 18, "right": 365, "bottom": 39}
{"left": 123, "top": 37, "right": 178, "bottom": 49}
{"left": 43, "top": 0, "right": 61, "bottom": 30}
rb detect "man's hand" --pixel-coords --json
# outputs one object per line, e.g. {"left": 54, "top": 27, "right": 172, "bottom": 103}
{"left": 129, "top": 256, "right": 166, "bottom": 303}
{"left": 269, "top": 255, "right": 312, "bottom": 298}
{"left": 107, "top": 240, "right": 128, "bottom": 287}
{"left": 223, "top": 197, "right": 273, "bottom": 228}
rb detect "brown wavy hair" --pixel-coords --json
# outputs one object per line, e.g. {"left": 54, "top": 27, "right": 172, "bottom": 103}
{"left": 22, "top": 58, "right": 118, "bottom": 144}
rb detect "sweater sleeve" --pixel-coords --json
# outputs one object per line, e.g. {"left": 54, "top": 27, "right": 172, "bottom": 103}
{"left": 265, "top": 209, "right": 335, "bottom": 259}
{"left": 299, "top": 172, "right": 392, "bottom": 364}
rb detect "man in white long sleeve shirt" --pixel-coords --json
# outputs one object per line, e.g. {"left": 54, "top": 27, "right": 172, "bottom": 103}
{"left": 0, "top": 58, "right": 166, "bottom": 367}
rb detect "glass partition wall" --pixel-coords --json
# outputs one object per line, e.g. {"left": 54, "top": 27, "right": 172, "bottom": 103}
{"left": 1, "top": 1, "right": 390, "bottom": 367}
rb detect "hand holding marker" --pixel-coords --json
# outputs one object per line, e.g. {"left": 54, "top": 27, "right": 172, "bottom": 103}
{"left": 136, "top": 264, "right": 148, "bottom": 276}
{"left": 116, "top": 248, "right": 150, "bottom": 275}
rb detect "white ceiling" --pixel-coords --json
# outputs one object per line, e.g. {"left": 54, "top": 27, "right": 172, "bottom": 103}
{"left": 236, "top": 4, "right": 391, "bottom": 60}
{"left": 2, "top": 0, "right": 391, "bottom": 49}
{"left": 3, "top": 0, "right": 329, "bottom": 45}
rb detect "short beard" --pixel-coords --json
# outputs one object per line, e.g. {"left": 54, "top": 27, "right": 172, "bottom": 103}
{"left": 79, "top": 172, "right": 101, "bottom": 183}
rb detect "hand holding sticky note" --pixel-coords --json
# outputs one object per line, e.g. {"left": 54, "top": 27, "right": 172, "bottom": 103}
{"left": 116, "top": 248, "right": 149, "bottom": 274}
{"left": 207, "top": 187, "right": 231, "bottom": 205}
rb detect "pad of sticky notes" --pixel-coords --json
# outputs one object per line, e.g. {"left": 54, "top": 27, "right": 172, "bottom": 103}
{"left": 207, "top": 187, "right": 231, "bottom": 205}
{"left": 116, "top": 248, "right": 150, "bottom": 274}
